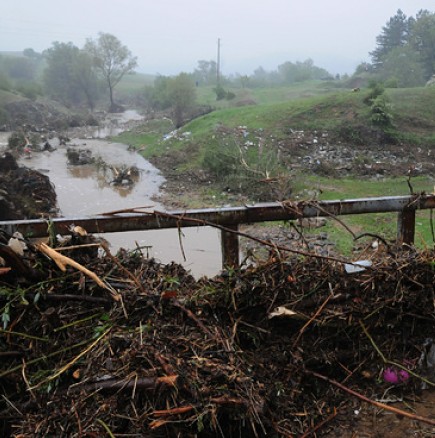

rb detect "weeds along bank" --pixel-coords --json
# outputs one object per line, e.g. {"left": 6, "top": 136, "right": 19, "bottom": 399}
{"left": 115, "top": 86, "right": 435, "bottom": 254}
{"left": 120, "top": 86, "right": 435, "bottom": 203}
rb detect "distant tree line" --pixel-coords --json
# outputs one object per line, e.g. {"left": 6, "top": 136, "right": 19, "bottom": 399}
{"left": 140, "top": 58, "right": 332, "bottom": 124}
{"left": 2, "top": 8, "right": 434, "bottom": 125}
{"left": 188, "top": 58, "right": 333, "bottom": 89}
{"left": 0, "top": 33, "right": 137, "bottom": 112}
{"left": 356, "top": 9, "right": 435, "bottom": 87}
{"left": 142, "top": 73, "right": 197, "bottom": 128}
{"left": 0, "top": 49, "right": 44, "bottom": 99}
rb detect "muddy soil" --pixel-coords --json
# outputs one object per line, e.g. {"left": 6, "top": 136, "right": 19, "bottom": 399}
{"left": 0, "top": 153, "right": 57, "bottom": 220}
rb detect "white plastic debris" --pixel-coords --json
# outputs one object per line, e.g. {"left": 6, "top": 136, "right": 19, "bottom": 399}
{"left": 344, "top": 260, "right": 372, "bottom": 274}
{"left": 8, "top": 232, "right": 27, "bottom": 256}
{"left": 268, "top": 306, "right": 297, "bottom": 319}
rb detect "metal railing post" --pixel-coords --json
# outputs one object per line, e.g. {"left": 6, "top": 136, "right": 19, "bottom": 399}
{"left": 397, "top": 208, "right": 416, "bottom": 245}
{"left": 221, "top": 225, "right": 239, "bottom": 269}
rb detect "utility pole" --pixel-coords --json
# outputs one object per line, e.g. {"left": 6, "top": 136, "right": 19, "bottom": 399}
{"left": 217, "top": 38, "right": 221, "bottom": 85}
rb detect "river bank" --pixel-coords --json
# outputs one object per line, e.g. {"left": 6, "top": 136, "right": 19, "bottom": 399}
{"left": 2, "top": 108, "right": 435, "bottom": 437}
{"left": 0, "top": 113, "right": 224, "bottom": 278}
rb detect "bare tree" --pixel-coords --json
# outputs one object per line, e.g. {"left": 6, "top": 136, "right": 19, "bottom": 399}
{"left": 85, "top": 33, "right": 137, "bottom": 112}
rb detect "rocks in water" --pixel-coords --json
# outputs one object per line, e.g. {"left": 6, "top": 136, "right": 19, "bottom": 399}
{"left": 66, "top": 148, "right": 94, "bottom": 165}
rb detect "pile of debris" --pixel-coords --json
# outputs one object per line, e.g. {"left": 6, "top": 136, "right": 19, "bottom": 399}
{"left": 0, "top": 227, "right": 435, "bottom": 437}
{"left": 0, "top": 153, "right": 57, "bottom": 220}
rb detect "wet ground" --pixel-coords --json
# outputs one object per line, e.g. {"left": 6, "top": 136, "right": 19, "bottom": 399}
{"left": 0, "top": 112, "right": 222, "bottom": 278}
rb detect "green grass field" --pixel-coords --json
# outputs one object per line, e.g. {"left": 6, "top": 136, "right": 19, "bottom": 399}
{"left": 115, "top": 81, "right": 435, "bottom": 251}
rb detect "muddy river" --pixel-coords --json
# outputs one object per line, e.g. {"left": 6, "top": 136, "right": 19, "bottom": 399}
{"left": 0, "top": 112, "right": 221, "bottom": 278}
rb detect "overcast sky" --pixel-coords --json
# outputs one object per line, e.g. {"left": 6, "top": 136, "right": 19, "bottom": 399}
{"left": 1, "top": 1, "right": 434, "bottom": 76}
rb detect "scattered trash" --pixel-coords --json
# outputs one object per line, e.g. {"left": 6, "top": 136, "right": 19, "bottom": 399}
{"left": 344, "top": 259, "right": 372, "bottom": 273}
{"left": 383, "top": 367, "right": 410, "bottom": 384}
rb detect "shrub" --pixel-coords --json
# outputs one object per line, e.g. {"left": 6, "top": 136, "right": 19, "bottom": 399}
{"left": 370, "top": 95, "right": 393, "bottom": 128}
{"left": 213, "top": 85, "right": 227, "bottom": 101}
{"left": 363, "top": 80, "right": 385, "bottom": 105}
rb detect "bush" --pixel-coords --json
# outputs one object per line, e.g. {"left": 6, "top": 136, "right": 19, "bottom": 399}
{"left": 16, "top": 82, "right": 42, "bottom": 101}
{"left": 370, "top": 95, "right": 393, "bottom": 128}
{"left": 202, "top": 140, "right": 238, "bottom": 176}
{"left": 213, "top": 85, "right": 227, "bottom": 101}
{"left": 7, "top": 132, "right": 27, "bottom": 149}
{"left": 363, "top": 80, "right": 385, "bottom": 105}
{"left": 384, "top": 77, "right": 398, "bottom": 88}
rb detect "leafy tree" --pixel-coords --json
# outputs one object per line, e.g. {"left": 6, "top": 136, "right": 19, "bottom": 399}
{"left": 142, "top": 74, "right": 196, "bottom": 127}
{"left": 250, "top": 66, "right": 275, "bottom": 87}
{"left": 193, "top": 60, "right": 217, "bottom": 85}
{"left": 354, "top": 62, "right": 374, "bottom": 74}
{"left": 43, "top": 42, "right": 101, "bottom": 109}
{"left": 43, "top": 42, "right": 82, "bottom": 106}
{"left": 277, "top": 59, "right": 330, "bottom": 84}
{"left": 167, "top": 73, "right": 196, "bottom": 128}
{"left": 379, "top": 46, "right": 426, "bottom": 87}
{"left": 2, "top": 56, "right": 36, "bottom": 82}
{"left": 23, "top": 48, "right": 42, "bottom": 61}
{"left": 409, "top": 10, "right": 435, "bottom": 79}
{"left": 74, "top": 51, "right": 101, "bottom": 111}
{"left": 142, "top": 76, "right": 172, "bottom": 110}
{"left": 370, "top": 9, "right": 411, "bottom": 69}
{"left": 85, "top": 33, "right": 137, "bottom": 112}
{"left": 238, "top": 74, "right": 249, "bottom": 88}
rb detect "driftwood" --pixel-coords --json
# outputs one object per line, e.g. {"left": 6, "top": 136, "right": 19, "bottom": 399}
{"left": 68, "top": 375, "right": 178, "bottom": 394}
{"left": 36, "top": 242, "right": 120, "bottom": 300}
{"left": 2, "top": 230, "right": 435, "bottom": 437}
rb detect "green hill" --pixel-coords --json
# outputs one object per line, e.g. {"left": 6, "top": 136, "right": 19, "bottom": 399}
{"left": 115, "top": 84, "right": 435, "bottom": 252}
{"left": 119, "top": 85, "right": 435, "bottom": 168}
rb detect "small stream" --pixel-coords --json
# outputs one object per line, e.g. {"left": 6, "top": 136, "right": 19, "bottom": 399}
{"left": 0, "top": 112, "right": 221, "bottom": 278}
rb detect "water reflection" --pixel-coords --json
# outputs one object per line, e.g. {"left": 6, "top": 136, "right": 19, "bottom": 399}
{"left": 66, "top": 162, "right": 141, "bottom": 197}
{"left": 14, "top": 140, "right": 221, "bottom": 277}
{"left": 2, "top": 112, "right": 222, "bottom": 277}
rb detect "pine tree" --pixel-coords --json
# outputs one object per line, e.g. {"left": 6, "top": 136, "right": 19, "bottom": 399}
{"left": 370, "top": 9, "right": 410, "bottom": 69}
{"left": 409, "top": 9, "right": 435, "bottom": 79}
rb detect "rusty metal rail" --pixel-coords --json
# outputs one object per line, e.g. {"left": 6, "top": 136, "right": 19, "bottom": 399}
{"left": 1, "top": 194, "right": 434, "bottom": 268}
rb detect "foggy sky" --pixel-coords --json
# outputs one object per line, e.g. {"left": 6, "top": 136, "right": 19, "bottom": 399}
{"left": 1, "top": 1, "right": 434, "bottom": 76}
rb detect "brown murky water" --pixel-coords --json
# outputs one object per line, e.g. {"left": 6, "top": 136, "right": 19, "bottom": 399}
{"left": 0, "top": 114, "right": 221, "bottom": 278}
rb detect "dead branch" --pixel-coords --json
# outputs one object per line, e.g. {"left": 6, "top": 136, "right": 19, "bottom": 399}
{"left": 308, "top": 370, "right": 435, "bottom": 426}
{"left": 153, "top": 209, "right": 360, "bottom": 266}
{"left": 172, "top": 300, "right": 214, "bottom": 337}
{"left": 36, "top": 242, "right": 120, "bottom": 300}
{"left": 69, "top": 375, "right": 178, "bottom": 393}
{"left": 299, "top": 407, "right": 338, "bottom": 438}
{"left": 100, "top": 205, "right": 154, "bottom": 215}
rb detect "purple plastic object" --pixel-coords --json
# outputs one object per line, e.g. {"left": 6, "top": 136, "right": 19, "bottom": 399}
{"left": 383, "top": 367, "right": 410, "bottom": 384}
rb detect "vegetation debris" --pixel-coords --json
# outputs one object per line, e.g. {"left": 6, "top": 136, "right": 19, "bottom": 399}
{"left": 0, "top": 227, "right": 434, "bottom": 437}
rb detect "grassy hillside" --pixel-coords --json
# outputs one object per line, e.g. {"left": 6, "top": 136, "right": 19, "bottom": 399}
{"left": 119, "top": 85, "right": 435, "bottom": 164}
{"left": 0, "top": 89, "right": 27, "bottom": 106}
{"left": 116, "top": 83, "right": 435, "bottom": 251}
{"left": 195, "top": 80, "right": 340, "bottom": 107}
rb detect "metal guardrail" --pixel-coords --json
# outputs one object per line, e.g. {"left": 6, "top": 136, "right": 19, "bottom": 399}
{"left": 1, "top": 194, "right": 434, "bottom": 268}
